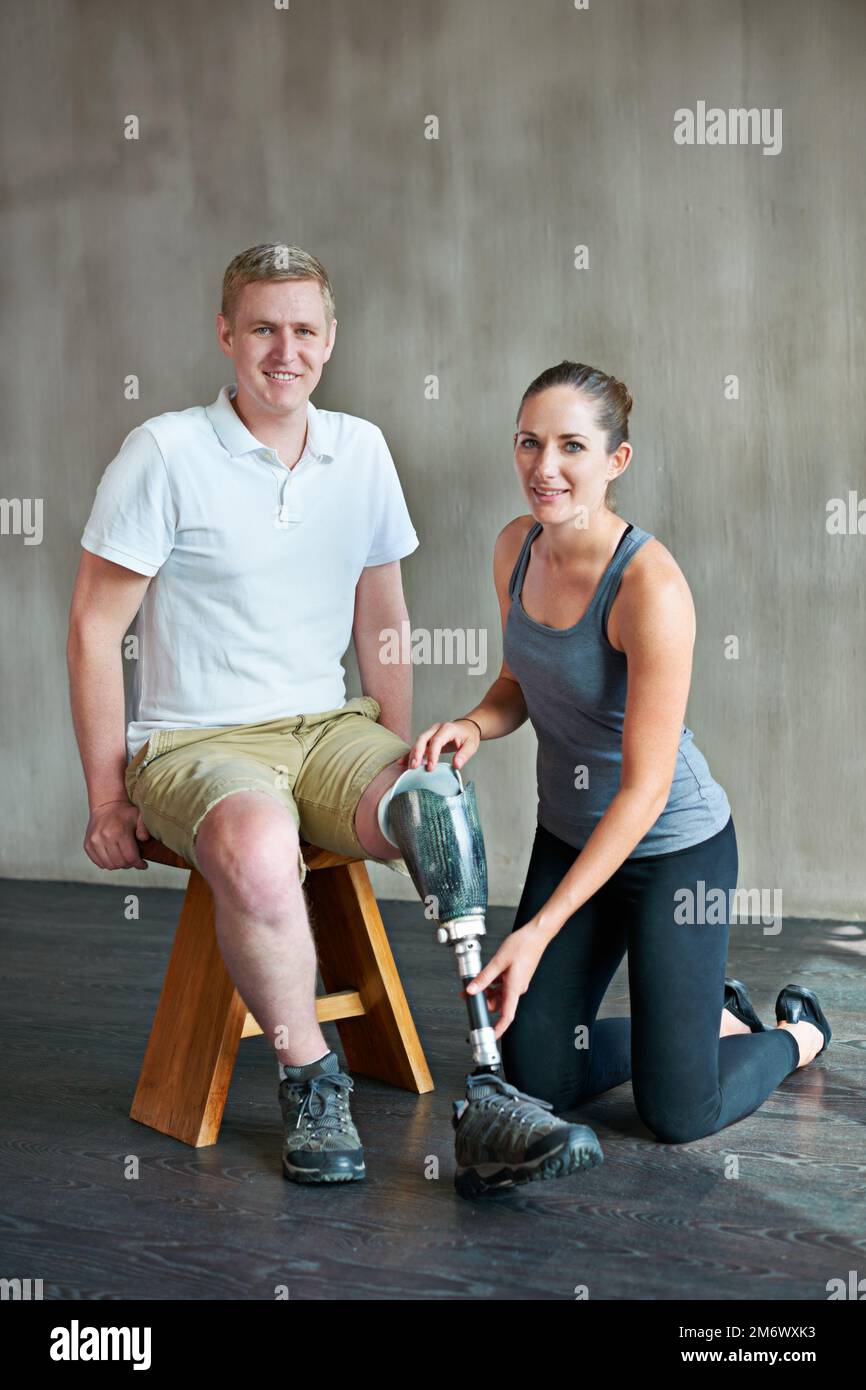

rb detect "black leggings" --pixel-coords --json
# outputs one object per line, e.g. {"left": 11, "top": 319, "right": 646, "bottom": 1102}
{"left": 500, "top": 815, "right": 800, "bottom": 1143}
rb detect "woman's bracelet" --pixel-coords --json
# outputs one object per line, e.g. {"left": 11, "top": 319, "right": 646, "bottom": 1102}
{"left": 457, "top": 716, "right": 483, "bottom": 740}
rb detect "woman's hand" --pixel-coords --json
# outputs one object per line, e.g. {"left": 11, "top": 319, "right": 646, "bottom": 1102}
{"left": 464, "top": 920, "right": 549, "bottom": 1038}
{"left": 407, "top": 718, "right": 481, "bottom": 772}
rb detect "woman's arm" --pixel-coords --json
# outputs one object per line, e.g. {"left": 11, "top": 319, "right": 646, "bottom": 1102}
{"left": 526, "top": 541, "right": 697, "bottom": 945}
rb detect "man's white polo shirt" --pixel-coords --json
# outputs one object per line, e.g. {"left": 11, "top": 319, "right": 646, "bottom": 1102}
{"left": 80, "top": 384, "right": 419, "bottom": 760}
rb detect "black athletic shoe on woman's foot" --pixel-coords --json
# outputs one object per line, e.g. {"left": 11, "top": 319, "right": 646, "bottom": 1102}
{"left": 279, "top": 1051, "right": 365, "bottom": 1183}
{"left": 775, "top": 985, "right": 832, "bottom": 1058}
{"left": 723, "top": 977, "right": 766, "bottom": 1033}
{"left": 452, "top": 1072, "right": 603, "bottom": 1199}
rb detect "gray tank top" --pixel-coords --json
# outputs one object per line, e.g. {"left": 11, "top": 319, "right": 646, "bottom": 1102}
{"left": 504, "top": 519, "right": 731, "bottom": 856}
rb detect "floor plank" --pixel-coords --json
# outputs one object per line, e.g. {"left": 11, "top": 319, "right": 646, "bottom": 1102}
{"left": 0, "top": 877, "right": 861, "bottom": 1300}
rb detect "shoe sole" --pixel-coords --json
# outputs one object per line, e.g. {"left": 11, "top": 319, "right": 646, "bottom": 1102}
{"left": 454, "top": 1125, "right": 603, "bottom": 1199}
{"left": 282, "top": 1155, "right": 366, "bottom": 1184}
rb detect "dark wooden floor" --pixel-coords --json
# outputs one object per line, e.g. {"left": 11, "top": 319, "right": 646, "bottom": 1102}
{"left": 0, "top": 875, "right": 862, "bottom": 1301}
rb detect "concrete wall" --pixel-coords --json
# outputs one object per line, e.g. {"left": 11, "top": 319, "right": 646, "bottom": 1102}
{"left": 2, "top": 0, "right": 863, "bottom": 916}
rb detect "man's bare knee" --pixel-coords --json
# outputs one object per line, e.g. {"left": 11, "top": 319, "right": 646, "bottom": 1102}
{"left": 195, "top": 791, "right": 302, "bottom": 916}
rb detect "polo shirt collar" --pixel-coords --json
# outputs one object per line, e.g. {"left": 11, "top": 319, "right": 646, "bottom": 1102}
{"left": 205, "top": 383, "right": 333, "bottom": 463}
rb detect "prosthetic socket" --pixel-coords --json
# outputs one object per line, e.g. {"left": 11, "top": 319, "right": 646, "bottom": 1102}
{"left": 378, "top": 763, "right": 500, "bottom": 1072}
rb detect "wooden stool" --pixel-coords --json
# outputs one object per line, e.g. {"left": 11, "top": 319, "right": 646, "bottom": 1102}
{"left": 130, "top": 837, "right": 434, "bottom": 1147}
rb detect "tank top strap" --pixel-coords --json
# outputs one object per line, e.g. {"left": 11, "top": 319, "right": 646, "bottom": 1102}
{"left": 507, "top": 520, "right": 543, "bottom": 600}
{"left": 596, "top": 523, "right": 654, "bottom": 635}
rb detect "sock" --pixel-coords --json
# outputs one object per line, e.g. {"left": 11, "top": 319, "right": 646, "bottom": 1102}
{"left": 278, "top": 1050, "right": 340, "bottom": 1083}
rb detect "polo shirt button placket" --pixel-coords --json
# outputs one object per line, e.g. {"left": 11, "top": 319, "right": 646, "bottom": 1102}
{"left": 269, "top": 451, "right": 301, "bottom": 529}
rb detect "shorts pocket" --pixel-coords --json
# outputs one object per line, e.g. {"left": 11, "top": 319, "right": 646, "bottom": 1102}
{"left": 124, "top": 732, "right": 162, "bottom": 795}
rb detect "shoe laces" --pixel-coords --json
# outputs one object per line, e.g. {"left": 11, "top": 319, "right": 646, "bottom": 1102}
{"left": 291, "top": 1071, "right": 355, "bottom": 1135}
{"left": 465, "top": 1074, "right": 556, "bottom": 1143}
{"left": 468, "top": 1073, "right": 554, "bottom": 1112}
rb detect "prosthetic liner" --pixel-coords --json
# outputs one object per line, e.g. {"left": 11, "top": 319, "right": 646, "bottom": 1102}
{"left": 378, "top": 763, "right": 500, "bottom": 1072}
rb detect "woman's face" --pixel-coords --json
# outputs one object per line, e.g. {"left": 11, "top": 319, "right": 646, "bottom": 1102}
{"left": 513, "top": 385, "right": 630, "bottom": 527}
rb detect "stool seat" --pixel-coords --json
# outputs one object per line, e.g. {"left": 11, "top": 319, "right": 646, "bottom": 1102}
{"left": 130, "top": 835, "right": 433, "bottom": 1147}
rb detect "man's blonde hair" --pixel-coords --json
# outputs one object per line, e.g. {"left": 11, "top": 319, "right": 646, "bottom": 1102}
{"left": 221, "top": 243, "right": 336, "bottom": 329}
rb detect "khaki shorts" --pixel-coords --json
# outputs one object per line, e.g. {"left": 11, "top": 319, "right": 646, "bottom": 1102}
{"left": 123, "top": 695, "right": 412, "bottom": 887}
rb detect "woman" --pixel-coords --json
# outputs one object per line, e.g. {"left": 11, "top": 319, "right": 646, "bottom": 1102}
{"left": 408, "top": 360, "right": 830, "bottom": 1144}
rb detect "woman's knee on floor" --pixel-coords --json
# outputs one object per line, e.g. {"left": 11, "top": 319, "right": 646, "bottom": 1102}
{"left": 194, "top": 790, "right": 303, "bottom": 917}
{"left": 633, "top": 1089, "right": 718, "bottom": 1145}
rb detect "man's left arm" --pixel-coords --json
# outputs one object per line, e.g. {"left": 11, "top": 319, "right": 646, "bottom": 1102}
{"left": 352, "top": 560, "right": 413, "bottom": 744}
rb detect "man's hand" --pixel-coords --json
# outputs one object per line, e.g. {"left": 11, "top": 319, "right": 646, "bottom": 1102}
{"left": 84, "top": 799, "right": 153, "bottom": 871}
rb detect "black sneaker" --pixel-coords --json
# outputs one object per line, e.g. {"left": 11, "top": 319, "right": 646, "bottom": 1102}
{"left": 279, "top": 1051, "right": 365, "bottom": 1184}
{"left": 452, "top": 1071, "right": 603, "bottom": 1198}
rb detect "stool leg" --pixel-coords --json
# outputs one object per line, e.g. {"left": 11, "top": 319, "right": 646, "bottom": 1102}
{"left": 130, "top": 868, "right": 247, "bottom": 1147}
{"left": 305, "top": 861, "right": 434, "bottom": 1093}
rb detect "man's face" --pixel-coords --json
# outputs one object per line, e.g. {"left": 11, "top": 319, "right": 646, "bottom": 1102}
{"left": 217, "top": 278, "right": 337, "bottom": 415}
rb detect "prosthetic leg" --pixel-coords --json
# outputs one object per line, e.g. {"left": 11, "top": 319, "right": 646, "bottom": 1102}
{"left": 378, "top": 762, "right": 603, "bottom": 1197}
{"left": 378, "top": 761, "right": 499, "bottom": 1073}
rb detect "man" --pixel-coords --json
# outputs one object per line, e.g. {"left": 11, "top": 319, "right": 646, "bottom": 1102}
{"left": 67, "top": 242, "right": 600, "bottom": 1194}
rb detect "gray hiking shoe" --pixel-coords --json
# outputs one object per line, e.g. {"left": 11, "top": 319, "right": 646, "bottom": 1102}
{"left": 279, "top": 1051, "right": 365, "bottom": 1184}
{"left": 452, "top": 1071, "right": 603, "bottom": 1198}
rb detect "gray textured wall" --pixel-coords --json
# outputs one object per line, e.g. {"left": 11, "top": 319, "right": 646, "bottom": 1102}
{"left": 1, "top": 0, "right": 863, "bottom": 917}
